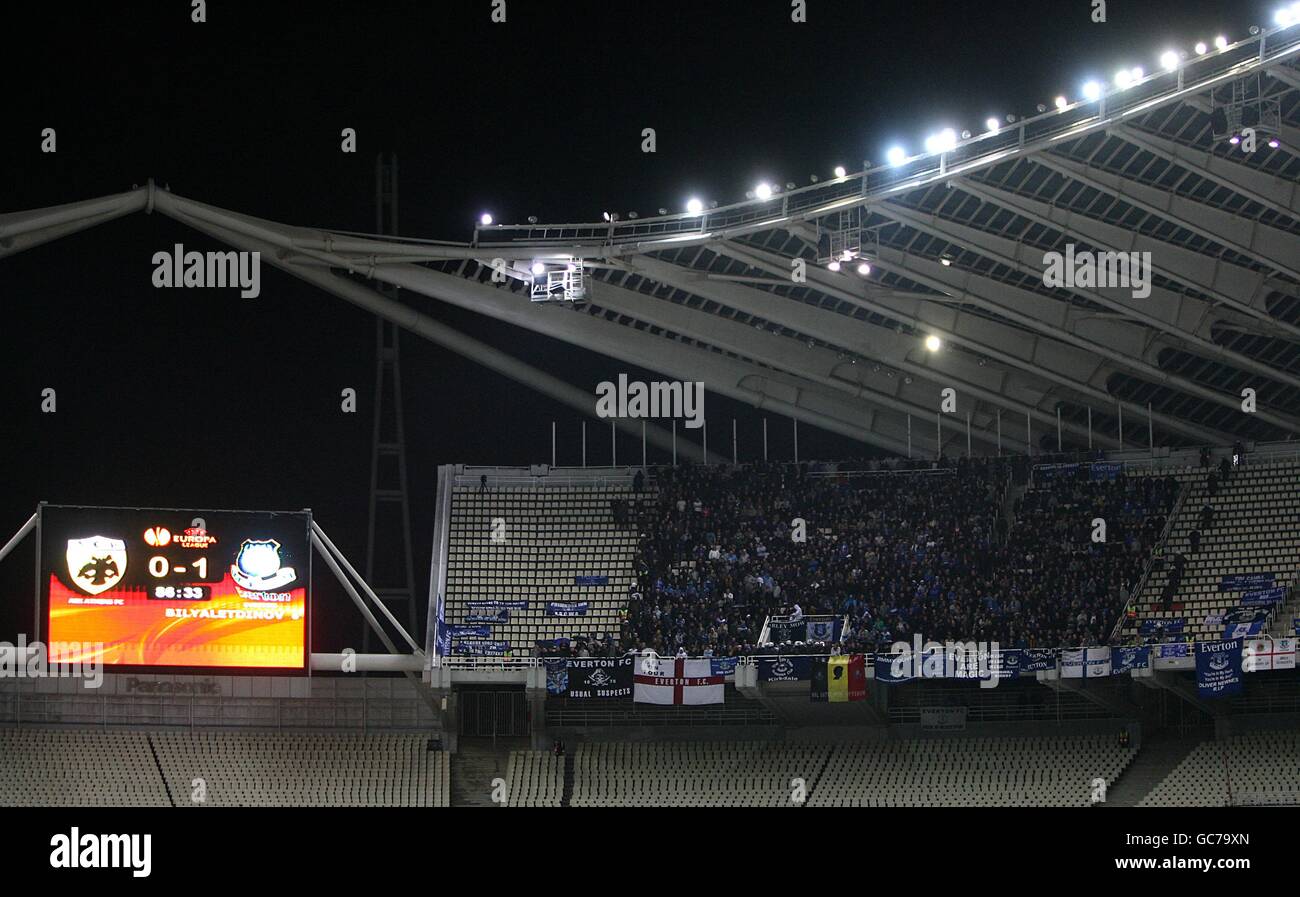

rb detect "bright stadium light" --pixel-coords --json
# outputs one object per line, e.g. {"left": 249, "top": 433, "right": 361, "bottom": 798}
{"left": 530, "top": 261, "right": 545, "bottom": 276}
{"left": 479, "top": 212, "right": 493, "bottom": 226}
{"left": 827, "top": 260, "right": 842, "bottom": 272}
{"left": 686, "top": 197, "right": 704, "bottom": 215}
{"left": 856, "top": 262, "right": 872, "bottom": 276}
{"left": 1054, "top": 95, "right": 1069, "bottom": 110}
{"left": 833, "top": 165, "right": 847, "bottom": 178}
{"left": 886, "top": 145, "right": 907, "bottom": 166}
{"left": 1083, "top": 80, "right": 1103, "bottom": 101}
{"left": 1131, "top": 66, "right": 1144, "bottom": 81}
{"left": 1194, "top": 41, "right": 1208, "bottom": 54}
{"left": 925, "top": 335, "right": 942, "bottom": 352}
{"left": 1115, "top": 68, "right": 1133, "bottom": 88}
{"left": 986, "top": 117, "right": 1001, "bottom": 133}
{"left": 1214, "top": 35, "right": 1228, "bottom": 49}
{"left": 1276, "top": 6, "right": 1297, "bottom": 27}
{"left": 1160, "top": 50, "right": 1180, "bottom": 71}
{"left": 1268, "top": 137, "right": 1281, "bottom": 148}
{"left": 754, "top": 182, "right": 773, "bottom": 200}
{"left": 924, "top": 128, "right": 957, "bottom": 154}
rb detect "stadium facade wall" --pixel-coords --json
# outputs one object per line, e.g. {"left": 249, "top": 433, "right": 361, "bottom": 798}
{"left": 0, "top": 673, "right": 441, "bottom": 732}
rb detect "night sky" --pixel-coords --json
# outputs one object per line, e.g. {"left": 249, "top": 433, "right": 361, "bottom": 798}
{"left": 0, "top": 0, "right": 1265, "bottom": 651}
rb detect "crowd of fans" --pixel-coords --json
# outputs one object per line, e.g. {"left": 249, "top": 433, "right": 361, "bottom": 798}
{"left": 600, "top": 458, "right": 1180, "bottom": 658}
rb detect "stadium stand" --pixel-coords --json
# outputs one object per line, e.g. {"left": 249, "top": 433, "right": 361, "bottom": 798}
{"left": 1125, "top": 459, "right": 1300, "bottom": 643}
{"left": 504, "top": 750, "right": 564, "bottom": 807}
{"left": 151, "top": 731, "right": 449, "bottom": 807}
{"left": 1139, "top": 731, "right": 1300, "bottom": 807}
{"left": 808, "top": 735, "right": 1136, "bottom": 807}
{"left": 445, "top": 482, "right": 644, "bottom": 651}
{"left": 564, "top": 736, "right": 1136, "bottom": 807}
{"left": 569, "top": 741, "right": 827, "bottom": 807}
{"left": 625, "top": 460, "right": 1173, "bottom": 655}
{"left": 0, "top": 728, "right": 170, "bottom": 807}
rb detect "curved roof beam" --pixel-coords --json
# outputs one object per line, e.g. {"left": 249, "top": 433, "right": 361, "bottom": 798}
{"left": 713, "top": 239, "right": 1234, "bottom": 445}
{"left": 953, "top": 175, "right": 1298, "bottom": 340}
{"left": 617, "top": 253, "right": 1113, "bottom": 449}
{"left": 876, "top": 199, "right": 1300, "bottom": 391}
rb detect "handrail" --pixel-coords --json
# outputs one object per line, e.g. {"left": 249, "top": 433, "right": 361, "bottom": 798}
{"left": 1108, "top": 482, "right": 1191, "bottom": 645}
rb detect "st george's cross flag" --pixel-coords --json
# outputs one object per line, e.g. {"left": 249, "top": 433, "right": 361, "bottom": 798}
{"left": 633, "top": 656, "right": 725, "bottom": 705}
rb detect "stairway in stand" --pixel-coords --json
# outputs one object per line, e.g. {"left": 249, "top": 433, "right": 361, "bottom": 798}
{"left": 1100, "top": 734, "right": 1205, "bottom": 807}
{"left": 449, "top": 738, "right": 526, "bottom": 807}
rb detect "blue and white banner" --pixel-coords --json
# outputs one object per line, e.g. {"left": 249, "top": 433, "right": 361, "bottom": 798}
{"left": 544, "top": 658, "right": 567, "bottom": 695}
{"left": 1061, "top": 649, "right": 1085, "bottom": 679}
{"left": 1111, "top": 646, "right": 1150, "bottom": 674}
{"left": 545, "top": 601, "right": 589, "bottom": 617}
{"left": 756, "top": 655, "right": 813, "bottom": 682}
{"left": 1157, "top": 643, "right": 1192, "bottom": 659}
{"left": 710, "top": 657, "right": 739, "bottom": 679}
{"left": 1224, "top": 620, "right": 1265, "bottom": 639}
{"left": 1139, "top": 618, "right": 1185, "bottom": 637}
{"left": 1240, "top": 587, "right": 1286, "bottom": 608}
{"left": 1196, "top": 639, "right": 1243, "bottom": 697}
{"left": 466, "top": 609, "right": 509, "bottom": 624}
{"left": 574, "top": 575, "right": 609, "bottom": 586}
{"left": 805, "top": 619, "right": 837, "bottom": 643}
{"left": 452, "top": 640, "right": 510, "bottom": 656}
{"left": 467, "top": 599, "right": 529, "bottom": 611}
{"left": 991, "top": 649, "right": 1022, "bottom": 680}
{"left": 434, "top": 593, "right": 450, "bottom": 657}
{"left": 1022, "top": 648, "right": 1056, "bottom": 672}
{"left": 1085, "top": 646, "right": 1112, "bottom": 678}
{"left": 447, "top": 624, "right": 492, "bottom": 640}
{"left": 1219, "top": 573, "right": 1274, "bottom": 592}
{"left": 874, "top": 653, "right": 915, "bottom": 684}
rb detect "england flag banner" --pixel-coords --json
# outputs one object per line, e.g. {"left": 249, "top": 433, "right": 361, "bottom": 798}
{"left": 1243, "top": 637, "right": 1297, "bottom": 673}
{"left": 633, "top": 656, "right": 724, "bottom": 705}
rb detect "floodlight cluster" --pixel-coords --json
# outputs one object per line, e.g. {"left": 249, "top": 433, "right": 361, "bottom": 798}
{"left": 479, "top": 11, "right": 1295, "bottom": 230}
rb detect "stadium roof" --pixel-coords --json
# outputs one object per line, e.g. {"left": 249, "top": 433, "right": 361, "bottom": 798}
{"left": 3, "top": 23, "right": 1300, "bottom": 459}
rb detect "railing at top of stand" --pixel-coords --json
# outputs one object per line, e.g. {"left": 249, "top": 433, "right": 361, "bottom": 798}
{"left": 1031, "top": 441, "right": 1300, "bottom": 487}
{"left": 434, "top": 657, "right": 542, "bottom": 670}
{"left": 473, "top": 27, "right": 1300, "bottom": 248}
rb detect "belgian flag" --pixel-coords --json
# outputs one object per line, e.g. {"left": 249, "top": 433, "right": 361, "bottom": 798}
{"left": 810, "top": 654, "right": 867, "bottom": 702}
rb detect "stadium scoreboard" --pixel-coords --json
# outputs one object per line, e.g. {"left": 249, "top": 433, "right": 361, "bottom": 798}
{"left": 39, "top": 505, "right": 311, "bottom": 671}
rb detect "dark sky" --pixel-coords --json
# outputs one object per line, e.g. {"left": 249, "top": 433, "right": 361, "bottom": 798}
{"left": 0, "top": 0, "right": 1265, "bottom": 650}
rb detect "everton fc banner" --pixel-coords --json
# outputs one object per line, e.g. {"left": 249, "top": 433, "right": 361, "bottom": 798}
{"left": 633, "top": 656, "right": 724, "bottom": 705}
{"left": 1022, "top": 648, "right": 1056, "bottom": 672}
{"left": 1111, "top": 645, "right": 1150, "bottom": 674}
{"left": 555, "top": 657, "right": 633, "bottom": 699}
{"left": 545, "top": 601, "right": 588, "bottom": 617}
{"left": 1196, "top": 639, "right": 1243, "bottom": 698}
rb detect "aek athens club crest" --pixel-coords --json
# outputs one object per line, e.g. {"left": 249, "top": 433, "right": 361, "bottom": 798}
{"left": 66, "top": 536, "right": 128, "bottom": 595}
{"left": 231, "top": 539, "right": 298, "bottom": 591}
